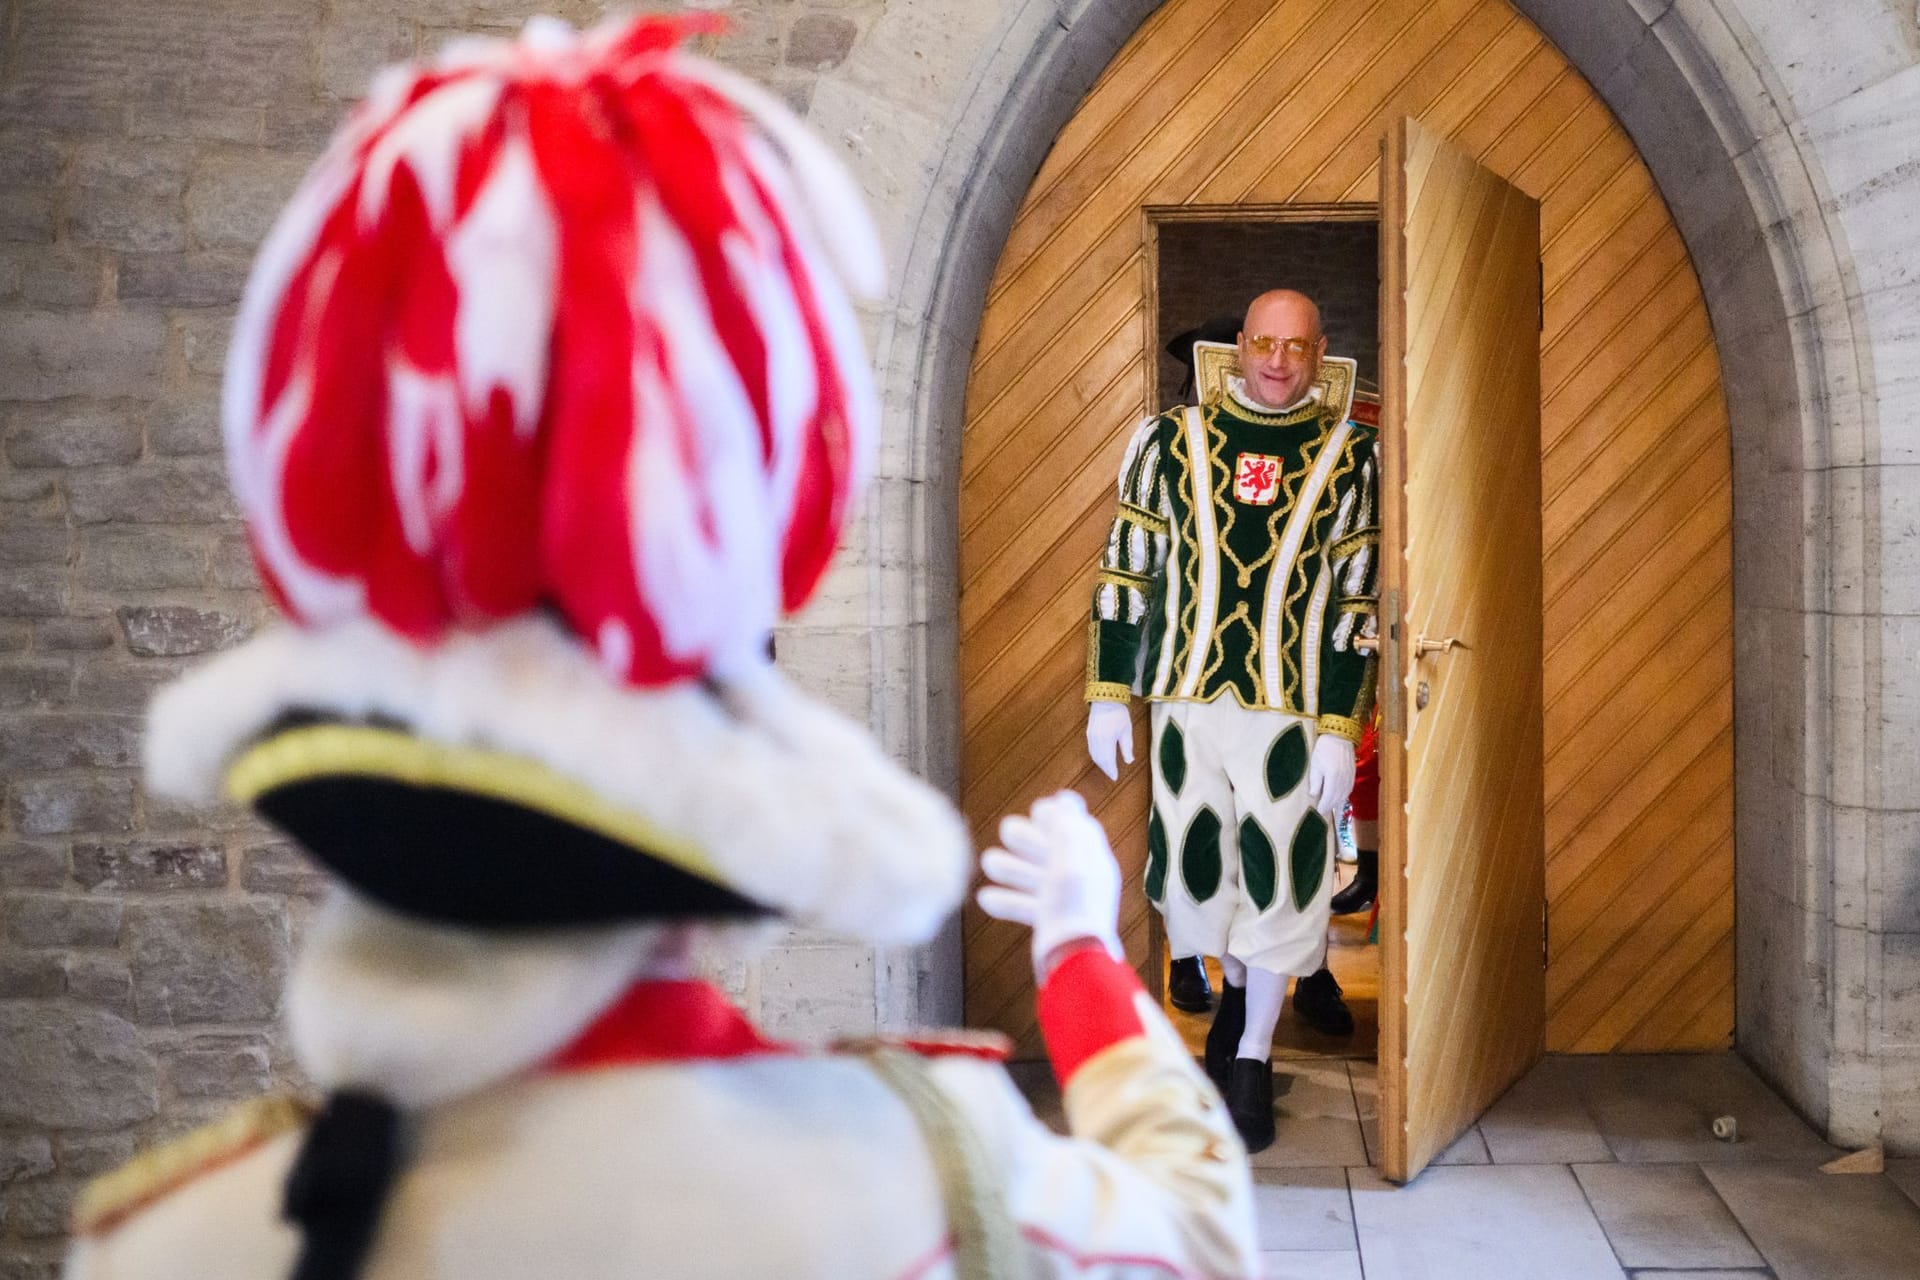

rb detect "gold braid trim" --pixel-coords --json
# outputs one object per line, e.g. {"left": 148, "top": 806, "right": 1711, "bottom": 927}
{"left": 74, "top": 1095, "right": 312, "bottom": 1236}
{"left": 1328, "top": 526, "right": 1380, "bottom": 562}
{"left": 864, "top": 1048, "right": 1027, "bottom": 1280}
{"left": 1117, "top": 501, "right": 1168, "bottom": 534}
{"left": 1198, "top": 600, "right": 1244, "bottom": 693}
{"left": 1217, "top": 401, "right": 1319, "bottom": 590}
{"left": 1353, "top": 655, "right": 1378, "bottom": 724}
{"left": 1337, "top": 598, "right": 1377, "bottom": 616}
{"left": 1277, "top": 417, "right": 1351, "bottom": 708}
{"left": 1316, "top": 714, "right": 1365, "bottom": 743}
{"left": 1095, "top": 567, "right": 1151, "bottom": 591}
{"left": 1169, "top": 415, "right": 1203, "bottom": 696}
{"left": 1207, "top": 391, "right": 1322, "bottom": 429}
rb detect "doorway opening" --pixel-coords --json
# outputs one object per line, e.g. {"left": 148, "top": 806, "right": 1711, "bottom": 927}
{"left": 954, "top": 0, "right": 1734, "bottom": 1171}
{"left": 1146, "top": 206, "right": 1382, "bottom": 1066}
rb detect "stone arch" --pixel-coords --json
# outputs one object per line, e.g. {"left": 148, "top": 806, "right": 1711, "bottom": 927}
{"left": 857, "top": 0, "right": 1874, "bottom": 1137}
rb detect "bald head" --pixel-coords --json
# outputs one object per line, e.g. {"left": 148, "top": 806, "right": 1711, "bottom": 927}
{"left": 1244, "top": 289, "right": 1321, "bottom": 337}
{"left": 1237, "top": 289, "right": 1325, "bottom": 411}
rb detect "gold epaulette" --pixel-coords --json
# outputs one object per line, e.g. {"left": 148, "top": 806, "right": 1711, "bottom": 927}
{"left": 73, "top": 1095, "right": 312, "bottom": 1237}
{"left": 837, "top": 1029, "right": 1013, "bottom": 1063}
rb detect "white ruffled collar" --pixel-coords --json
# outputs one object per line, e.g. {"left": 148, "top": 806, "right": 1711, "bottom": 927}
{"left": 1225, "top": 375, "right": 1319, "bottom": 419}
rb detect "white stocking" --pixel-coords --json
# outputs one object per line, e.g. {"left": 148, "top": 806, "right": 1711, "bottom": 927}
{"left": 1217, "top": 952, "right": 1247, "bottom": 988}
{"left": 1236, "top": 965, "right": 1286, "bottom": 1062}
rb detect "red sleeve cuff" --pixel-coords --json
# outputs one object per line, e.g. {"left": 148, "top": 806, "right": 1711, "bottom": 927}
{"left": 1035, "top": 945, "right": 1147, "bottom": 1088}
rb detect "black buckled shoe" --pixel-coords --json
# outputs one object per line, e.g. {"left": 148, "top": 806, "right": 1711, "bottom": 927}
{"left": 1167, "top": 955, "right": 1213, "bottom": 1013}
{"left": 1329, "top": 849, "right": 1377, "bottom": 915}
{"left": 1203, "top": 982, "right": 1246, "bottom": 1093}
{"left": 1291, "top": 967, "right": 1354, "bottom": 1037}
{"left": 1226, "top": 1057, "right": 1275, "bottom": 1153}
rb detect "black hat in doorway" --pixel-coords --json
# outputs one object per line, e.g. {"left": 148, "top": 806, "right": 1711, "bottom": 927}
{"left": 1165, "top": 313, "right": 1243, "bottom": 400}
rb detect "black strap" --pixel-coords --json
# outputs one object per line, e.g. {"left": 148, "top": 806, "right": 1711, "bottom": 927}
{"left": 282, "top": 1090, "right": 403, "bottom": 1280}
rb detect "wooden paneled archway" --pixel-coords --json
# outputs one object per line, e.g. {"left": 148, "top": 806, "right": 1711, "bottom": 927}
{"left": 958, "top": 0, "right": 1735, "bottom": 1058}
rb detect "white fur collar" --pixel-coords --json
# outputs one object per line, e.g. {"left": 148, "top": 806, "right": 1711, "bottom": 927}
{"left": 287, "top": 894, "right": 667, "bottom": 1107}
{"left": 146, "top": 617, "right": 969, "bottom": 944}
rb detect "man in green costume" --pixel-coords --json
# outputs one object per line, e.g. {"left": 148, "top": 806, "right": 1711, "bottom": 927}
{"left": 1084, "top": 289, "right": 1378, "bottom": 1150}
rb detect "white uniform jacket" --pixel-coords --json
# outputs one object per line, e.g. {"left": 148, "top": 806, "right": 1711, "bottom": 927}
{"left": 67, "top": 948, "right": 1259, "bottom": 1280}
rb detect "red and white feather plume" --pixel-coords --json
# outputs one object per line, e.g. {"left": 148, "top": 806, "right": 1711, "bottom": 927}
{"left": 223, "top": 13, "right": 885, "bottom": 686}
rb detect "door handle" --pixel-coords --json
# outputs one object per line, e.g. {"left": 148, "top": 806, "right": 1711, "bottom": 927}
{"left": 1354, "top": 636, "right": 1379, "bottom": 654}
{"left": 1414, "top": 634, "right": 1463, "bottom": 658}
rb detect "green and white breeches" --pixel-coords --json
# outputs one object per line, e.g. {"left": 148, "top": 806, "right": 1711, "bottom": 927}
{"left": 1146, "top": 696, "right": 1335, "bottom": 977}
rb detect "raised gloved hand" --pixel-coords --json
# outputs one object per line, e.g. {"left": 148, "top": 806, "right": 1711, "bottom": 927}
{"left": 1306, "top": 733, "right": 1356, "bottom": 822}
{"left": 976, "top": 790, "right": 1123, "bottom": 983}
{"left": 1085, "top": 701, "right": 1134, "bottom": 781}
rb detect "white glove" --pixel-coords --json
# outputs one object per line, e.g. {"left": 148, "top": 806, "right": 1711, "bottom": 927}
{"left": 1306, "top": 733, "right": 1356, "bottom": 822}
{"left": 976, "top": 790, "right": 1123, "bottom": 983}
{"left": 1085, "top": 701, "right": 1134, "bottom": 780}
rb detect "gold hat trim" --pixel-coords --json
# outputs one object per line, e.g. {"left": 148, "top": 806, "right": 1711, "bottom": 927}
{"left": 225, "top": 723, "right": 726, "bottom": 889}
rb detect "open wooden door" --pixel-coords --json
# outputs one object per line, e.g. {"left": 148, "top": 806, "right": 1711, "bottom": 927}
{"left": 1377, "top": 117, "right": 1545, "bottom": 1183}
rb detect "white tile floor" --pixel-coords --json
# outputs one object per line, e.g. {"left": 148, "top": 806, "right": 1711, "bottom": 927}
{"left": 1012, "top": 1053, "right": 1920, "bottom": 1279}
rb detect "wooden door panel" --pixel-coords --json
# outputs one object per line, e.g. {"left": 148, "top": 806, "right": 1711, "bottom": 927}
{"left": 1379, "top": 116, "right": 1545, "bottom": 1182}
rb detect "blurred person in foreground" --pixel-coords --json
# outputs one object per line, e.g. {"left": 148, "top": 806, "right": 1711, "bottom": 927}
{"left": 62, "top": 14, "right": 1256, "bottom": 1280}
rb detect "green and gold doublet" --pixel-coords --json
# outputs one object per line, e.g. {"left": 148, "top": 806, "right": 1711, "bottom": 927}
{"left": 1086, "top": 384, "right": 1379, "bottom": 742}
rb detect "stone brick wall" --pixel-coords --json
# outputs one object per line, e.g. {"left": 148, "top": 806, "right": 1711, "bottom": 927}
{"left": 0, "top": 3, "right": 895, "bottom": 1274}
{"left": 1508, "top": 0, "right": 1920, "bottom": 1155}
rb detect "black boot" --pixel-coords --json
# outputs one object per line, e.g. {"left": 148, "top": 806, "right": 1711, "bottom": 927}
{"left": 1330, "top": 849, "right": 1377, "bottom": 915}
{"left": 1203, "top": 983, "right": 1245, "bottom": 1093}
{"left": 1291, "top": 967, "right": 1354, "bottom": 1037}
{"left": 1167, "top": 955, "right": 1213, "bottom": 1014}
{"left": 1226, "top": 1057, "right": 1275, "bottom": 1153}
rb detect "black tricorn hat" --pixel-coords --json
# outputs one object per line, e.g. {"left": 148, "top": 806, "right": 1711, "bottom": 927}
{"left": 1166, "top": 314, "right": 1243, "bottom": 399}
